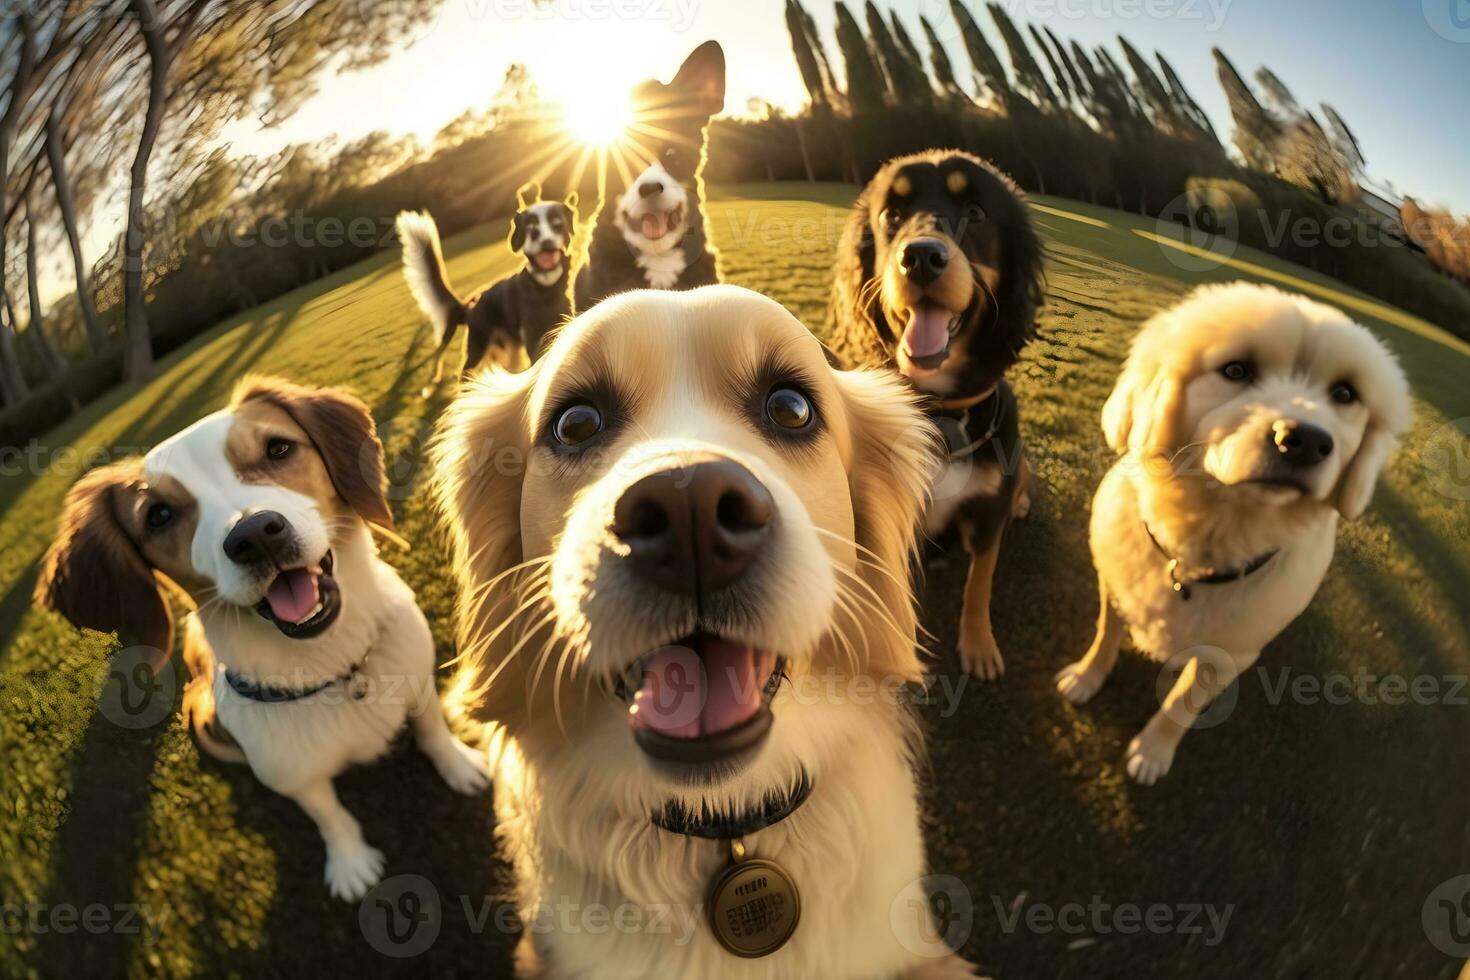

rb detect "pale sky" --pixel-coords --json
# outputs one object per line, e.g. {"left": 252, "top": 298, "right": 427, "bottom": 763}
{"left": 217, "top": 0, "right": 1470, "bottom": 214}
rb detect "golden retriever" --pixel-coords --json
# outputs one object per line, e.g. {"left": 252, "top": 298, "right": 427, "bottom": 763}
{"left": 1055, "top": 283, "right": 1412, "bottom": 784}
{"left": 431, "top": 285, "right": 976, "bottom": 977}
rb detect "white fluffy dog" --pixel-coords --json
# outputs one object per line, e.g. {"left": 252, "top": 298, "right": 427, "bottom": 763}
{"left": 1056, "top": 283, "right": 1412, "bottom": 784}
{"left": 432, "top": 286, "right": 977, "bottom": 978}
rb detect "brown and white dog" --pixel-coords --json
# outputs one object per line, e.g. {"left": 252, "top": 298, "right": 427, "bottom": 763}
{"left": 35, "top": 377, "right": 488, "bottom": 899}
{"left": 432, "top": 286, "right": 974, "bottom": 978}
{"left": 828, "top": 149, "right": 1044, "bottom": 679}
{"left": 1056, "top": 284, "right": 1412, "bottom": 783}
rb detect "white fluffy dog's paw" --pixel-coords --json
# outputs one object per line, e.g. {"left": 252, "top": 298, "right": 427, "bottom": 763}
{"left": 432, "top": 738, "right": 491, "bottom": 796}
{"left": 1125, "top": 731, "right": 1177, "bottom": 786}
{"left": 1054, "top": 661, "right": 1105, "bottom": 705}
{"left": 958, "top": 628, "right": 1005, "bottom": 681}
{"left": 325, "top": 841, "right": 385, "bottom": 901}
{"left": 903, "top": 953, "right": 984, "bottom": 979}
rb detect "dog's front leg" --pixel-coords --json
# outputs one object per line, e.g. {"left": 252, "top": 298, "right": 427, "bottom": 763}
{"left": 407, "top": 675, "right": 490, "bottom": 796}
{"left": 291, "top": 778, "right": 384, "bottom": 901}
{"left": 957, "top": 503, "right": 1010, "bottom": 680}
{"left": 1054, "top": 574, "right": 1123, "bottom": 705}
{"left": 1126, "top": 649, "right": 1258, "bottom": 785}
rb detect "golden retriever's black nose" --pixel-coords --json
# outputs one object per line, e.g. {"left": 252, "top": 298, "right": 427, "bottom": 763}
{"left": 1273, "top": 421, "right": 1334, "bottom": 466}
{"left": 224, "top": 511, "right": 291, "bottom": 564}
{"left": 901, "top": 239, "right": 948, "bottom": 286}
{"left": 613, "top": 460, "right": 774, "bottom": 595}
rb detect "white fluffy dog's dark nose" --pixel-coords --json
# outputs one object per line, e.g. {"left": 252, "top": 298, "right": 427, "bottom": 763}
{"left": 1272, "top": 420, "right": 1334, "bottom": 467}
{"left": 612, "top": 458, "right": 773, "bottom": 595}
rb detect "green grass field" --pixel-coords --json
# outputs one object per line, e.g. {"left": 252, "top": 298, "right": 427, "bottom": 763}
{"left": 2, "top": 183, "right": 1467, "bottom": 979}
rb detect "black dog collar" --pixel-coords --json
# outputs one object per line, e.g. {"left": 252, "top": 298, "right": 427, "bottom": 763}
{"left": 224, "top": 660, "right": 367, "bottom": 704}
{"left": 934, "top": 384, "right": 1005, "bottom": 461}
{"left": 1144, "top": 523, "right": 1278, "bottom": 601}
{"left": 651, "top": 773, "right": 813, "bottom": 840}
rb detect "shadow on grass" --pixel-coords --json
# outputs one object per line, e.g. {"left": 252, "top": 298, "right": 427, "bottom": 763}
{"left": 37, "top": 696, "right": 171, "bottom": 975}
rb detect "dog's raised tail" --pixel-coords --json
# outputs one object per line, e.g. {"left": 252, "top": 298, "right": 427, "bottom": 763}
{"left": 396, "top": 210, "right": 467, "bottom": 346}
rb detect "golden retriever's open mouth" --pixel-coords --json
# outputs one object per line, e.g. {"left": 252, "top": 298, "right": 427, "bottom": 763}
{"left": 614, "top": 631, "right": 786, "bottom": 769}
{"left": 899, "top": 300, "right": 963, "bottom": 371}
{"left": 255, "top": 551, "right": 342, "bottom": 639}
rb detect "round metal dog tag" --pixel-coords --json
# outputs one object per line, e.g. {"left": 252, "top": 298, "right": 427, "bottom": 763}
{"left": 707, "top": 841, "right": 800, "bottom": 958}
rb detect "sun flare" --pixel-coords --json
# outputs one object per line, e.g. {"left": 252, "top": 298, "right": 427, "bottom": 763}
{"left": 561, "top": 89, "right": 634, "bottom": 147}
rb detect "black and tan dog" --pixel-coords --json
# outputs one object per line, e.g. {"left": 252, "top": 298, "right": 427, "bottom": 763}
{"left": 828, "top": 148, "right": 1043, "bottom": 678}
{"left": 397, "top": 186, "right": 577, "bottom": 384}
{"left": 573, "top": 41, "right": 723, "bottom": 311}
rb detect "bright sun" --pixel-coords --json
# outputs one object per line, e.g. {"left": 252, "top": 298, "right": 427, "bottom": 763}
{"left": 561, "top": 89, "right": 634, "bottom": 147}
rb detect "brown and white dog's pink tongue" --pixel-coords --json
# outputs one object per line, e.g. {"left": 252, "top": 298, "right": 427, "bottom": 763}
{"left": 265, "top": 568, "right": 319, "bottom": 624}
{"left": 641, "top": 212, "right": 669, "bottom": 240}
{"left": 902, "top": 305, "right": 952, "bottom": 359}
{"left": 630, "top": 640, "right": 775, "bottom": 739}
{"left": 533, "top": 249, "right": 562, "bottom": 271}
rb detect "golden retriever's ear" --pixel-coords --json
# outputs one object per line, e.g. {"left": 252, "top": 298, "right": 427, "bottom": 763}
{"left": 1335, "top": 336, "right": 1411, "bottom": 520}
{"left": 1101, "top": 333, "right": 1184, "bottom": 457}
{"left": 833, "top": 368, "right": 939, "bottom": 683}
{"left": 1335, "top": 424, "right": 1398, "bottom": 520}
{"left": 233, "top": 376, "right": 394, "bottom": 529}
{"left": 34, "top": 462, "right": 174, "bottom": 669}
{"left": 430, "top": 365, "right": 538, "bottom": 723}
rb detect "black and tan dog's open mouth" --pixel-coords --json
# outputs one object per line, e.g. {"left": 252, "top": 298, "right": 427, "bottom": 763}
{"left": 614, "top": 631, "right": 785, "bottom": 770}
{"left": 625, "top": 203, "right": 685, "bottom": 242}
{"left": 255, "top": 551, "right": 341, "bottom": 639}
{"left": 900, "top": 301, "right": 963, "bottom": 370}
{"left": 533, "top": 248, "right": 564, "bottom": 271}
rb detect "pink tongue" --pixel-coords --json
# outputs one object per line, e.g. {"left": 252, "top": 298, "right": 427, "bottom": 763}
{"left": 534, "top": 249, "right": 561, "bottom": 270}
{"left": 902, "top": 306, "right": 952, "bottom": 358}
{"left": 630, "top": 640, "right": 773, "bottom": 739}
{"left": 641, "top": 212, "right": 669, "bottom": 240}
{"left": 265, "top": 569, "right": 319, "bottom": 624}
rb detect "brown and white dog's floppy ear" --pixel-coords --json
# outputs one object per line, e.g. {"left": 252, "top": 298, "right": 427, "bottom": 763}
{"left": 34, "top": 461, "right": 174, "bottom": 670}
{"left": 232, "top": 376, "right": 394, "bottom": 530}
{"left": 671, "top": 40, "right": 725, "bottom": 115}
{"left": 1101, "top": 318, "right": 1184, "bottom": 458}
{"left": 1335, "top": 345, "right": 1412, "bottom": 520}
{"left": 833, "top": 367, "right": 939, "bottom": 683}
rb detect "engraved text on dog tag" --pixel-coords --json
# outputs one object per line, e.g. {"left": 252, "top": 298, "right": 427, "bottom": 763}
{"left": 707, "top": 840, "right": 801, "bottom": 958}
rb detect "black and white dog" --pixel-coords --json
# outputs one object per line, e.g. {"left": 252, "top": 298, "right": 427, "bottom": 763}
{"left": 573, "top": 41, "right": 724, "bottom": 311}
{"left": 397, "top": 187, "right": 576, "bottom": 383}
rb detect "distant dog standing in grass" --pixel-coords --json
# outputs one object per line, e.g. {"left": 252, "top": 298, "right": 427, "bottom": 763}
{"left": 1056, "top": 283, "right": 1412, "bottom": 784}
{"left": 828, "top": 149, "right": 1044, "bottom": 680}
{"left": 573, "top": 41, "right": 724, "bottom": 310}
{"left": 35, "top": 377, "right": 488, "bottom": 899}
{"left": 397, "top": 185, "right": 576, "bottom": 387}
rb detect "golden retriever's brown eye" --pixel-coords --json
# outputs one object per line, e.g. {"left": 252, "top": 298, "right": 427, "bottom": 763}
{"left": 554, "top": 403, "right": 603, "bottom": 446}
{"left": 766, "top": 388, "right": 813, "bottom": 431}
{"left": 1220, "top": 361, "right": 1252, "bottom": 383}
{"left": 1330, "top": 381, "right": 1358, "bottom": 405}
{"left": 145, "top": 503, "right": 174, "bottom": 530}
{"left": 266, "top": 438, "right": 294, "bottom": 459}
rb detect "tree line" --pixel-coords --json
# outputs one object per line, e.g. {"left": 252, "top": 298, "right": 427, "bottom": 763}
{"left": 0, "top": 0, "right": 443, "bottom": 412}
{"left": 2, "top": 1, "right": 1467, "bottom": 448}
